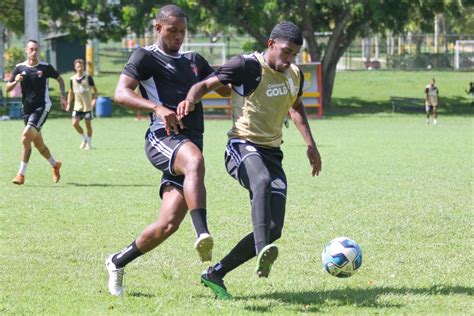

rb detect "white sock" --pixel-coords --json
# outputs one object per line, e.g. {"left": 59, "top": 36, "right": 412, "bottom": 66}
{"left": 86, "top": 136, "right": 91, "bottom": 145}
{"left": 80, "top": 133, "right": 86, "bottom": 141}
{"left": 433, "top": 119, "right": 437, "bottom": 124}
{"left": 18, "top": 162, "right": 28, "bottom": 175}
{"left": 48, "top": 156, "right": 57, "bottom": 167}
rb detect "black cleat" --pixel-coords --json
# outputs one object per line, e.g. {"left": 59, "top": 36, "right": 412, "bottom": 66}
{"left": 200, "top": 267, "right": 232, "bottom": 300}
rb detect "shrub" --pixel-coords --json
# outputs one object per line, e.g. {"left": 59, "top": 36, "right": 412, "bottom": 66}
{"left": 4, "top": 47, "right": 25, "bottom": 73}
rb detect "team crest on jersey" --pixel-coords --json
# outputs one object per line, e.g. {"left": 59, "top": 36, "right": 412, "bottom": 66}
{"left": 190, "top": 63, "right": 198, "bottom": 76}
{"left": 37, "top": 70, "right": 43, "bottom": 78}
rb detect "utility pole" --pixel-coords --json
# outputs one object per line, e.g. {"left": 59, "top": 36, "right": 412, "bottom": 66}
{"left": 24, "top": 0, "right": 39, "bottom": 43}
{"left": 0, "top": 22, "right": 4, "bottom": 79}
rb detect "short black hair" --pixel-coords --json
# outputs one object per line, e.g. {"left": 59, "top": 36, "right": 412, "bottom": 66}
{"left": 269, "top": 21, "right": 303, "bottom": 46}
{"left": 27, "top": 39, "right": 38, "bottom": 45}
{"left": 156, "top": 4, "right": 187, "bottom": 22}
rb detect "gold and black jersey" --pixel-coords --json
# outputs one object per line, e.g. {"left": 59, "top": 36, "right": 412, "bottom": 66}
{"left": 70, "top": 74, "right": 95, "bottom": 112}
{"left": 217, "top": 52, "right": 303, "bottom": 148}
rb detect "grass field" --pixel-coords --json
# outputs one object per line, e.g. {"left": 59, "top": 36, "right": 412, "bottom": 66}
{"left": 0, "top": 112, "right": 472, "bottom": 314}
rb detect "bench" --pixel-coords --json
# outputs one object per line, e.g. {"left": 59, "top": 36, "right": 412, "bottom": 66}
{"left": 390, "top": 97, "right": 425, "bottom": 113}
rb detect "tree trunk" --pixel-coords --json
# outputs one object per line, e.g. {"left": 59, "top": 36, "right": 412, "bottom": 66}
{"left": 317, "top": 9, "right": 359, "bottom": 109}
{"left": 298, "top": 0, "right": 321, "bottom": 61}
{"left": 321, "top": 60, "right": 337, "bottom": 109}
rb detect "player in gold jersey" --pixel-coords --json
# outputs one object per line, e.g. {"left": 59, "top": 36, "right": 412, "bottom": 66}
{"left": 178, "top": 21, "right": 322, "bottom": 299}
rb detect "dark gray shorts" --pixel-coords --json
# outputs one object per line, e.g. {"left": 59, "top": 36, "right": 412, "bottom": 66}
{"left": 145, "top": 129, "right": 203, "bottom": 198}
{"left": 224, "top": 139, "right": 287, "bottom": 198}
{"left": 72, "top": 110, "right": 93, "bottom": 120}
{"left": 23, "top": 107, "right": 49, "bottom": 131}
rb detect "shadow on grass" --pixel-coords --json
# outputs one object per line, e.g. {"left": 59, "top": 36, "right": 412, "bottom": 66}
{"left": 127, "top": 291, "right": 156, "bottom": 298}
{"left": 238, "top": 284, "right": 473, "bottom": 312}
{"left": 66, "top": 182, "right": 154, "bottom": 188}
{"left": 326, "top": 96, "right": 473, "bottom": 117}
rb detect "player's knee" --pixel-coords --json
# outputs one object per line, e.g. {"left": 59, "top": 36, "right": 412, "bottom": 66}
{"left": 21, "top": 136, "right": 32, "bottom": 148}
{"left": 184, "top": 154, "right": 205, "bottom": 175}
{"left": 251, "top": 173, "right": 272, "bottom": 194}
{"left": 159, "top": 221, "right": 181, "bottom": 237}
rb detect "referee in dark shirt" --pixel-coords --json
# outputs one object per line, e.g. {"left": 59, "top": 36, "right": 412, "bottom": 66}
{"left": 6, "top": 39, "right": 67, "bottom": 185}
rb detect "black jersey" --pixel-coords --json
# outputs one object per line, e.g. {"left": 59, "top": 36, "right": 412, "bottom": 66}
{"left": 10, "top": 61, "right": 60, "bottom": 114}
{"left": 216, "top": 53, "right": 304, "bottom": 97}
{"left": 122, "top": 45, "right": 215, "bottom": 135}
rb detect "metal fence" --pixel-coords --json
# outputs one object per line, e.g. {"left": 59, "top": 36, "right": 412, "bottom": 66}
{"left": 334, "top": 34, "right": 474, "bottom": 71}
{"left": 96, "top": 33, "right": 474, "bottom": 73}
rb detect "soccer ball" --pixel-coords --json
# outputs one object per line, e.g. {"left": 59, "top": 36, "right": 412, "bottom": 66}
{"left": 321, "top": 237, "right": 362, "bottom": 278}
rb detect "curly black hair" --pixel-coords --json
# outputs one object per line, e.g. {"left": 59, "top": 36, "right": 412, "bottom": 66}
{"left": 156, "top": 4, "right": 187, "bottom": 22}
{"left": 269, "top": 21, "right": 303, "bottom": 45}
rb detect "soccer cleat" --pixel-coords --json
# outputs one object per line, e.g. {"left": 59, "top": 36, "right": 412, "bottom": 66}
{"left": 80, "top": 141, "right": 87, "bottom": 149}
{"left": 194, "top": 233, "right": 214, "bottom": 262}
{"left": 12, "top": 174, "right": 25, "bottom": 185}
{"left": 201, "top": 267, "right": 232, "bottom": 300}
{"left": 105, "top": 255, "right": 124, "bottom": 296}
{"left": 256, "top": 244, "right": 279, "bottom": 278}
{"left": 84, "top": 143, "right": 92, "bottom": 150}
{"left": 52, "top": 161, "right": 62, "bottom": 183}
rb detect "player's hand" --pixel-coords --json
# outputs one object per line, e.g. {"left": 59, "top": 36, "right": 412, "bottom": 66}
{"left": 15, "top": 73, "right": 25, "bottom": 83}
{"left": 60, "top": 96, "right": 67, "bottom": 111}
{"left": 157, "top": 106, "right": 183, "bottom": 135}
{"left": 176, "top": 99, "right": 195, "bottom": 119}
{"left": 307, "top": 145, "right": 322, "bottom": 176}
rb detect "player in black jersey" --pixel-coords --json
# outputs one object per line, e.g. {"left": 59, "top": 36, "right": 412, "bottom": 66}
{"left": 104, "top": 4, "right": 230, "bottom": 296}
{"left": 179, "top": 21, "right": 322, "bottom": 299}
{"left": 6, "top": 40, "right": 66, "bottom": 185}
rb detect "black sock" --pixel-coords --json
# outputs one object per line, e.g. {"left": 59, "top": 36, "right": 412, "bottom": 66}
{"left": 214, "top": 232, "right": 256, "bottom": 278}
{"left": 112, "top": 240, "right": 143, "bottom": 268}
{"left": 190, "top": 208, "right": 209, "bottom": 237}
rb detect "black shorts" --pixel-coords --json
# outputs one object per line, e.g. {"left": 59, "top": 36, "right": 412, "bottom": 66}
{"left": 22, "top": 107, "right": 49, "bottom": 131}
{"left": 225, "top": 139, "right": 287, "bottom": 198}
{"left": 145, "top": 129, "right": 203, "bottom": 198}
{"left": 72, "top": 110, "right": 93, "bottom": 120}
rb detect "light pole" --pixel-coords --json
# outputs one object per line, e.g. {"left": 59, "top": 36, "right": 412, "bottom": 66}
{"left": 24, "top": 0, "right": 39, "bottom": 43}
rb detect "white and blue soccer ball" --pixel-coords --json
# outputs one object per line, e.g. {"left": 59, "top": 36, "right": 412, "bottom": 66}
{"left": 321, "top": 237, "right": 362, "bottom": 278}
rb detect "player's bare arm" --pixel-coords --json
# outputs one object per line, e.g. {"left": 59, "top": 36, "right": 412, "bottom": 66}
{"left": 289, "top": 98, "right": 322, "bottom": 176}
{"left": 6, "top": 73, "right": 24, "bottom": 92}
{"left": 66, "top": 90, "right": 74, "bottom": 112}
{"left": 91, "top": 85, "right": 98, "bottom": 108}
{"left": 115, "top": 74, "right": 183, "bottom": 135}
{"left": 56, "top": 76, "right": 67, "bottom": 110}
{"left": 177, "top": 75, "right": 224, "bottom": 118}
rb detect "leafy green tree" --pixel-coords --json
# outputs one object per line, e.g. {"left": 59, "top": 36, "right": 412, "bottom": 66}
{"left": 185, "top": 0, "right": 465, "bottom": 108}
{"left": 0, "top": 0, "right": 24, "bottom": 33}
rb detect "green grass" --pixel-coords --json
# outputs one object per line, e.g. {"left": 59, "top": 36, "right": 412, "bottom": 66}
{"left": 0, "top": 114, "right": 472, "bottom": 314}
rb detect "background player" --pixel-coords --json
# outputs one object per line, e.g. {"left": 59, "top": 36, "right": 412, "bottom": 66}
{"left": 425, "top": 78, "right": 439, "bottom": 125}
{"left": 67, "top": 59, "right": 98, "bottom": 150}
{"left": 6, "top": 39, "right": 66, "bottom": 185}
{"left": 178, "top": 21, "right": 322, "bottom": 299}
{"left": 105, "top": 4, "right": 230, "bottom": 296}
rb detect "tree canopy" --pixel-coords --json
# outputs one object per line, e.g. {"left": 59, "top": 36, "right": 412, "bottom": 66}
{"left": 1, "top": 0, "right": 469, "bottom": 107}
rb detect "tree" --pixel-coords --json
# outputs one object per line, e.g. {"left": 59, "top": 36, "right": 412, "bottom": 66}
{"left": 184, "top": 0, "right": 464, "bottom": 109}
{"left": 0, "top": 0, "right": 24, "bottom": 34}
{"left": 40, "top": 0, "right": 125, "bottom": 42}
